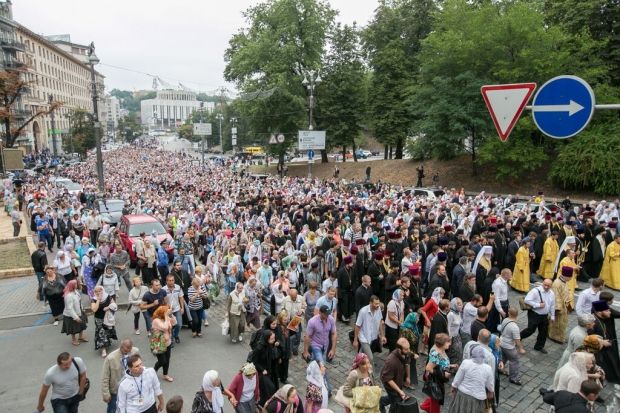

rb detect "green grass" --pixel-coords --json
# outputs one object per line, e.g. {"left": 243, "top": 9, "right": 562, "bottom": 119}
{"left": 0, "top": 239, "right": 31, "bottom": 270}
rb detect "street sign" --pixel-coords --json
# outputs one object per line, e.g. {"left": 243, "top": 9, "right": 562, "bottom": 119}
{"left": 232, "top": 135, "right": 237, "bottom": 146}
{"left": 193, "top": 123, "right": 212, "bottom": 135}
{"left": 531, "top": 75, "right": 595, "bottom": 139}
{"left": 298, "top": 130, "right": 326, "bottom": 150}
{"left": 269, "top": 134, "right": 278, "bottom": 144}
{"left": 308, "top": 149, "right": 315, "bottom": 160}
{"left": 231, "top": 127, "right": 237, "bottom": 134}
{"left": 277, "top": 134, "right": 285, "bottom": 143}
{"left": 481, "top": 83, "right": 536, "bottom": 142}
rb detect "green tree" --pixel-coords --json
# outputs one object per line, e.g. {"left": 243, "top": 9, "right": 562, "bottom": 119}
{"left": 117, "top": 115, "right": 141, "bottom": 143}
{"left": 410, "top": 0, "right": 601, "bottom": 176}
{"left": 364, "top": 0, "right": 437, "bottom": 159}
{"left": 64, "top": 108, "right": 95, "bottom": 157}
{"left": 178, "top": 123, "right": 194, "bottom": 141}
{"left": 315, "top": 23, "right": 367, "bottom": 161}
{"left": 224, "top": 0, "right": 335, "bottom": 164}
{"left": 544, "top": 0, "right": 620, "bottom": 86}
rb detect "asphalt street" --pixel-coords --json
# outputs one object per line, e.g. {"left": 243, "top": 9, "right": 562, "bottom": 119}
{"left": 0, "top": 297, "right": 248, "bottom": 413}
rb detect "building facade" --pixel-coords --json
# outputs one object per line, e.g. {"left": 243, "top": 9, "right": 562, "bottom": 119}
{"left": 140, "top": 89, "right": 202, "bottom": 129}
{"left": 13, "top": 25, "right": 105, "bottom": 153}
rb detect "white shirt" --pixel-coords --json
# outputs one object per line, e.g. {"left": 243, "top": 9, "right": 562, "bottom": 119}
{"left": 460, "top": 302, "right": 478, "bottom": 336}
{"left": 524, "top": 286, "right": 556, "bottom": 320}
{"left": 575, "top": 287, "right": 600, "bottom": 316}
{"left": 116, "top": 368, "right": 162, "bottom": 413}
{"left": 322, "top": 278, "right": 338, "bottom": 293}
{"left": 492, "top": 277, "right": 508, "bottom": 313}
{"left": 355, "top": 304, "right": 383, "bottom": 343}
{"left": 451, "top": 359, "right": 494, "bottom": 400}
{"left": 164, "top": 284, "right": 183, "bottom": 313}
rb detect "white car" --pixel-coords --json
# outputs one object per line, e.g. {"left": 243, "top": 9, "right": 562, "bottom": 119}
{"left": 407, "top": 187, "right": 445, "bottom": 200}
{"left": 54, "top": 178, "right": 83, "bottom": 195}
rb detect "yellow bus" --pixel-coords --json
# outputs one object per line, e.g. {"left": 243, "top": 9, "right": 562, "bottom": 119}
{"left": 242, "top": 146, "right": 265, "bottom": 155}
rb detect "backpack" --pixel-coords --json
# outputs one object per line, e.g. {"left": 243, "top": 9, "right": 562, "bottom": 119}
{"left": 191, "top": 390, "right": 210, "bottom": 413}
{"left": 249, "top": 329, "right": 262, "bottom": 351}
{"left": 149, "top": 330, "right": 167, "bottom": 355}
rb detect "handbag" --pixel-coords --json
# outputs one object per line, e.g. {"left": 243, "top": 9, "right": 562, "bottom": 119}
{"left": 137, "top": 258, "right": 147, "bottom": 268}
{"left": 335, "top": 386, "right": 352, "bottom": 409}
{"left": 519, "top": 289, "right": 543, "bottom": 311}
{"left": 422, "top": 378, "right": 444, "bottom": 403}
{"left": 72, "top": 359, "right": 90, "bottom": 401}
{"left": 351, "top": 386, "right": 381, "bottom": 412}
{"left": 202, "top": 295, "right": 211, "bottom": 310}
{"left": 191, "top": 390, "right": 210, "bottom": 413}
{"left": 149, "top": 330, "right": 167, "bottom": 355}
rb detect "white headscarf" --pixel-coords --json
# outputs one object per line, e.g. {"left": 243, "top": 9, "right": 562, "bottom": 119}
{"left": 202, "top": 370, "right": 224, "bottom": 413}
{"left": 306, "top": 361, "right": 328, "bottom": 409}
{"left": 431, "top": 287, "right": 444, "bottom": 304}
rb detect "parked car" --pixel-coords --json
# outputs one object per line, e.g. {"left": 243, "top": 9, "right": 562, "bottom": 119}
{"left": 511, "top": 202, "right": 554, "bottom": 214}
{"left": 405, "top": 187, "right": 445, "bottom": 200}
{"left": 117, "top": 214, "right": 174, "bottom": 266}
{"left": 355, "top": 149, "right": 367, "bottom": 159}
{"left": 96, "top": 199, "right": 124, "bottom": 226}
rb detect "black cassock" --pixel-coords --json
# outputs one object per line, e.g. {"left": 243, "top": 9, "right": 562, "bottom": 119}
{"left": 590, "top": 313, "right": 620, "bottom": 384}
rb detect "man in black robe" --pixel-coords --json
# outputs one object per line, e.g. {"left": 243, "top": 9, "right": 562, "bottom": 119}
{"left": 337, "top": 255, "right": 355, "bottom": 322}
{"left": 589, "top": 298, "right": 620, "bottom": 384}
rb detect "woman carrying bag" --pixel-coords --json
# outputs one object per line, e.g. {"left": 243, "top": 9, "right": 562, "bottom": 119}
{"left": 420, "top": 333, "right": 455, "bottom": 413}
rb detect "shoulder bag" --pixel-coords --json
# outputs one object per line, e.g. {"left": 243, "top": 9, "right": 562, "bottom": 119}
{"left": 72, "top": 359, "right": 90, "bottom": 401}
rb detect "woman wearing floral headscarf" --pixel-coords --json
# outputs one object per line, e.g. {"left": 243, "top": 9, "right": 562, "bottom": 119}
{"left": 385, "top": 289, "right": 405, "bottom": 352}
{"left": 400, "top": 311, "right": 421, "bottom": 388}
{"left": 305, "top": 361, "right": 328, "bottom": 413}
{"left": 227, "top": 363, "right": 261, "bottom": 413}
{"left": 335, "top": 353, "right": 375, "bottom": 412}
{"left": 264, "top": 384, "right": 303, "bottom": 413}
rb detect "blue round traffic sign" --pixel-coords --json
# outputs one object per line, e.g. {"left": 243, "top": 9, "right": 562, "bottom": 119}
{"left": 308, "top": 149, "right": 315, "bottom": 160}
{"left": 531, "top": 75, "right": 595, "bottom": 139}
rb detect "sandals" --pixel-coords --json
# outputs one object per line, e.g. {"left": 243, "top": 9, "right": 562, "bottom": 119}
{"left": 78, "top": 338, "right": 89, "bottom": 342}
{"left": 72, "top": 341, "right": 80, "bottom": 346}
{"left": 163, "top": 376, "right": 174, "bottom": 382}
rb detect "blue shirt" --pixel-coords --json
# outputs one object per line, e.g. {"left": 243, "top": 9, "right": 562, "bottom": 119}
{"left": 157, "top": 248, "right": 168, "bottom": 267}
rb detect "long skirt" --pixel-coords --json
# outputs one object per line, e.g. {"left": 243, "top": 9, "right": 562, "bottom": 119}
{"left": 94, "top": 318, "right": 117, "bottom": 350}
{"left": 61, "top": 312, "right": 88, "bottom": 335}
{"left": 83, "top": 265, "right": 97, "bottom": 298}
{"left": 548, "top": 310, "right": 568, "bottom": 342}
{"left": 448, "top": 391, "right": 486, "bottom": 413}
{"left": 447, "top": 334, "right": 463, "bottom": 365}
{"left": 48, "top": 293, "right": 65, "bottom": 317}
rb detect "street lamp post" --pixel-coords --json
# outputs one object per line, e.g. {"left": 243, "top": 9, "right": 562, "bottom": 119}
{"left": 48, "top": 94, "right": 58, "bottom": 156}
{"left": 215, "top": 113, "right": 224, "bottom": 149}
{"left": 199, "top": 102, "right": 206, "bottom": 167}
{"left": 87, "top": 42, "right": 104, "bottom": 193}
{"left": 301, "top": 69, "right": 321, "bottom": 177}
{"left": 230, "top": 117, "right": 238, "bottom": 153}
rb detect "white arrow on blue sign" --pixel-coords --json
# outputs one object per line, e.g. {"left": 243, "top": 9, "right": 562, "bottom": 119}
{"left": 308, "top": 149, "right": 315, "bottom": 160}
{"left": 531, "top": 75, "right": 595, "bottom": 139}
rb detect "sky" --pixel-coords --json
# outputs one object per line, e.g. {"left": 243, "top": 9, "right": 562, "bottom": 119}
{"left": 13, "top": 0, "right": 379, "bottom": 94}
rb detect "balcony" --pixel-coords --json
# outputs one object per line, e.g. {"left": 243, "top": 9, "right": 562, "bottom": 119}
{"left": 12, "top": 109, "right": 32, "bottom": 119}
{"left": 3, "top": 58, "right": 25, "bottom": 70}
{"left": 0, "top": 37, "right": 24, "bottom": 52}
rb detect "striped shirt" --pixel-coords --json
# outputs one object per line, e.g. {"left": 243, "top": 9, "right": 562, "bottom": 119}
{"left": 187, "top": 285, "right": 207, "bottom": 311}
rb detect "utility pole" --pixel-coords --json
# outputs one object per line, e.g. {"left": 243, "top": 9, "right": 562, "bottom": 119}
{"left": 301, "top": 69, "right": 321, "bottom": 177}
{"left": 88, "top": 42, "right": 104, "bottom": 193}
{"left": 230, "top": 117, "right": 238, "bottom": 153}
{"left": 216, "top": 113, "right": 223, "bottom": 149}
{"left": 48, "top": 94, "right": 57, "bottom": 156}
{"left": 200, "top": 101, "right": 205, "bottom": 167}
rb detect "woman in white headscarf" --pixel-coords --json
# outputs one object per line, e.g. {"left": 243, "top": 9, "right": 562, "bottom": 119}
{"left": 558, "top": 313, "right": 596, "bottom": 368}
{"left": 201, "top": 370, "right": 236, "bottom": 413}
{"left": 419, "top": 287, "right": 445, "bottom": 355}
{"left": 305, "top": 361, "right": 328, "bottom": 413}
{"left": 448, "top": 346, "right": 494, "bottom": 413}
{"left": 553, "top": 352, "right": 593, "bottom": 393}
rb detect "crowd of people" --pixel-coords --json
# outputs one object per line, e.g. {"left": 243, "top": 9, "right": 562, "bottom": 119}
{"left": 6, "top": 140, "right": 619, "bottom": 413}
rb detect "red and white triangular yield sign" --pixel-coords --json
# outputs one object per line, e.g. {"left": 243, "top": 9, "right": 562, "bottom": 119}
{"left": 481, "top": 83, "right": 537, "bottom": 141}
